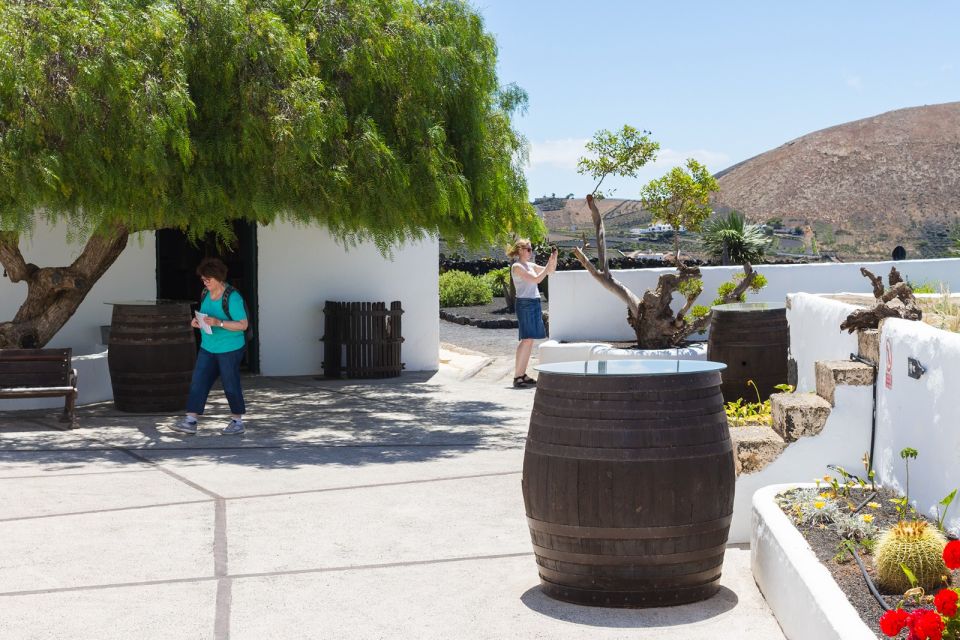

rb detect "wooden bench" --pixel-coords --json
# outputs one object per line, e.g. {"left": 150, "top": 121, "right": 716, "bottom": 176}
{"left": 0, "top": 348, "right": 78, "bottom": 427}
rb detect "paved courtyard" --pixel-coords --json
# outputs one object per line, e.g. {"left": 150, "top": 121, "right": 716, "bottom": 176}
{"left": 0, "top": 334, "right": 785, "bottom": 639}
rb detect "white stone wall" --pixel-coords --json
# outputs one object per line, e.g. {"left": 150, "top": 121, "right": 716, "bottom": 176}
{"left": 786, "top": 293, "right": 860, "bottom": 392}
{"left": 549, "top": 258, "right": 960, "bottom": 342}
{"left": 1, "top": 221, "right": 439, "bottom": 406}
{"left": 759, "top": 296, "right": 960, "bottom": 536}
{"left": 256, "top": 224, "right": 439, "bottom": 375}
{"left": 875, "top": 318, "right": 960, "bottom": 534}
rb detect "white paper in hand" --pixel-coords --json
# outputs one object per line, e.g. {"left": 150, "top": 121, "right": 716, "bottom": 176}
{"left": 195, "top": 311, "right": 213, "bottom": 335}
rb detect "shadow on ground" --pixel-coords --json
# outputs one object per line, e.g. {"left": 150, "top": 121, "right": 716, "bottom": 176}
{"left": 0, "top": 374, "right": 528, "bottom": 470}
{"left": 520, "top": 585, "right": 739, "bottom": 627}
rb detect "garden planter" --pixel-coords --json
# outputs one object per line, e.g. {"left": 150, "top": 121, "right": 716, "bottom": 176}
{"left": 522, "top": 359, "right": 734, "bottom": 607}
{"left": 751, "top": 483, "right": 875, "bottom": 640}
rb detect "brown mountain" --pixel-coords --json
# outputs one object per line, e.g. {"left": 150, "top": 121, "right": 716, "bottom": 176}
{"left": 714, "top": 102, "right": 960, "bottom": 260}
{"left": 536, "top": 197, "right": 650, "bottom": 231}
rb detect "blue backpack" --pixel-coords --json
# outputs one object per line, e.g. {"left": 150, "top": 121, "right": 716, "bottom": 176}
{"left": 200, "top": 284, "right": 253, "bottom": 342}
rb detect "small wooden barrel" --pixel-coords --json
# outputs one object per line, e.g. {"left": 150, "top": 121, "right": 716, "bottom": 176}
{"left": 522, "top": 360, "right": 734, "bottom": 608}
{"left": 107, "top": 301, "right": 196, "bottom": 413}
{"left": 707, "top": 302, "right": 790, "bottom": 402}
{"left": 707, "top": 302, "right": 788, "bottom": 403}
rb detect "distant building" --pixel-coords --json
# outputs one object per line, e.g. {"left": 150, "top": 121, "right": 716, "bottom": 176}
{"left": 633, "top": 223, "right": 686, "bottom": 235}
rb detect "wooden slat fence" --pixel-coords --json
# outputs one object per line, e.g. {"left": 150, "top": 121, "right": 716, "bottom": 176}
{"left": 322, "top": 301, "right": 404, "bottom": 378}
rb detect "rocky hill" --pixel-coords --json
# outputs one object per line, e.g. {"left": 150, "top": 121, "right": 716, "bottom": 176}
{"left": 536, "top": 197, "right": 650, "bottom": 231}
{"left": 714, "top": 102, "right": 960, "bottom": 260}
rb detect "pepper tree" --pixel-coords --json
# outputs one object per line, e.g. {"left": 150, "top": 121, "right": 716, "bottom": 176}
{"left": 0, "top": 0, "right": 540, "bottom": 347}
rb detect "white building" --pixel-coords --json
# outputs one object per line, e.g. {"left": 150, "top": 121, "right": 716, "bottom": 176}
{"left": 0, "top": 220, "right": 439, "bottom": 397}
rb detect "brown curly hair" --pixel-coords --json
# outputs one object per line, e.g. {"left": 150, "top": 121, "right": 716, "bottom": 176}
{"left": 196, "top": 257, "right": 228, "bottom": 281}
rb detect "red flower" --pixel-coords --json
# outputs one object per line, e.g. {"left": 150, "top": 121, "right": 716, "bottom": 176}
{"left": 907, "top": 608, "right": 945, "bottom": 640}
{"left": 934, "top": 588, "right": 959, "bottom": 617}
{"left": 879, "top": 608, "right": 911, "bottom": 636}
{"left": 944, "top": 540, "right": 960, "bottom": 570}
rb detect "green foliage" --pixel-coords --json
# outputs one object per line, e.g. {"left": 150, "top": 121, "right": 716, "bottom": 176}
{"left": 677, "top": 277, "right": 703, "bottom": 299}
{"left": 0, "top": 0, "right": 541, "bottom": 248}
{"left": 640, "top": 159, "right": 718, "bottom": 256}
{"left": 937, "top": 489, "right": 957, "bottom": 531}
{"left": 701, "top": 211, "right": 771, "bottom": 264}
{"left": 911, "top": 281, "right": 940, "bottom": 294}
{"left": 725, "top": 380, "right": 793, "bottom": 426}
{"left": 439, "top": 270, "right": 492, "bottom": 307}
{"left": 711, "top": 273, "right": 768, "bottom": 306}
{"left": 480, "top": 267, "right": 511, "bottom": 297}
{"left": 576, "top": 125, "right": 659, "bottom": 196}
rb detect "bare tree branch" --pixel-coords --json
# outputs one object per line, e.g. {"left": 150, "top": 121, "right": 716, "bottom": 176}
{"left": 585, "top": 194, "right": 607, "bottom": 273}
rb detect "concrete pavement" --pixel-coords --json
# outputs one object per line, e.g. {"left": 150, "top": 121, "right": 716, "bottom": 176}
{"left": 0, "top": 347, "right": 785, "bottom": 639}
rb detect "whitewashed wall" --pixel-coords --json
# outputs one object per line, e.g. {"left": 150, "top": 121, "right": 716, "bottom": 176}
{"left": 549, "top": 258, "right": 960, "bottom": 341}
{"left": 875, "top": 319, "right": 960, "bottom": 534}
{"left": 257, "top": 224, "right": 439, "bottom": 375}
{"left": 1, "top": 221, "right": 438, "bottom": 399}
{"left": 772, "top": 297, "right": 960, "bottom": 535}
{"left": 786, "top": 293, "right": 860, "bottom": 392}
{"left": 0, "top": 222, "right": 156, "bottom": 353}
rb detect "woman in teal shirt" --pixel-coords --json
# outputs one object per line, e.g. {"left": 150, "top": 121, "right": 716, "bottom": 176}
{"left": 171, "top": 257, "right": 249, "bottom": 435}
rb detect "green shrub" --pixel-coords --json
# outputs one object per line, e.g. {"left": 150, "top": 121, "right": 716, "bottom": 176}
{"left": 439, "top": 270, "right": 493, "bottom": 307}
{"left": 481, "top": 267, "right": 512, "bottom": 297}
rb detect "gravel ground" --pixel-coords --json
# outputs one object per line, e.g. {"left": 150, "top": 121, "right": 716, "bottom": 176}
{"left": 439, "top": 320, "right": 520, "bottom": 356}
{"left": 440, "top": 297, "right": 550, "bottom": 357}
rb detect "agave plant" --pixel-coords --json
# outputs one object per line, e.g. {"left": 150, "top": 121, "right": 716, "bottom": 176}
{"left": 701, "top": 211, "right": 770, "bottom": 265}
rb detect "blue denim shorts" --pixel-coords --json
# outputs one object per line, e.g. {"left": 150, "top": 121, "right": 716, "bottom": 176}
{"left": 516, "top": 297, "right": 546, "bottom": 340}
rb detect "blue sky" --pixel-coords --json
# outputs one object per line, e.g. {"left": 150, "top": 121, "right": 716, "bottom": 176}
{"left": 473, "top": 1, "right": 960, "bottom": 199}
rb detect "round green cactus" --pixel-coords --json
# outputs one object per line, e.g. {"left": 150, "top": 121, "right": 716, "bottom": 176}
{"left": 874, "top": 520, "right": 949, "bottom": 593}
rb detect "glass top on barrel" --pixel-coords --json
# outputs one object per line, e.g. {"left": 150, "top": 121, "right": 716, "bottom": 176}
{"left": 711, "top": 301, "right": 785, "bottom": 312}
{"left": 535, "top": 359, "right": 726, "bottom": 377}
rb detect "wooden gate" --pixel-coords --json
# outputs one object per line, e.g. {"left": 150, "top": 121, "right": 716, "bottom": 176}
{"left": 322, "top": 301, "right": 404, "bottom": 378}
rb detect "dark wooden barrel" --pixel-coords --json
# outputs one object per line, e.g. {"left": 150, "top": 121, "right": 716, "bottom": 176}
{"left": 107, "top": 301, "right": 196, "bottom": 413}
{"left": 522, "top": 360, "right": 734, "bottom": 608}
{"left": 707, "top": 302, "right": 788, "bottom": 403}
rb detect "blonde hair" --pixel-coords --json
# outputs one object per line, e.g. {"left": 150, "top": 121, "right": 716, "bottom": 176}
{"left": 506, "top": 238, "right": 532, "bottom": 260}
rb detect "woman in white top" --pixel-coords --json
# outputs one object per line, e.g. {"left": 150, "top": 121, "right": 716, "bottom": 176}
{"left": 508, "top": 239, "right": 557, "bottom": 388}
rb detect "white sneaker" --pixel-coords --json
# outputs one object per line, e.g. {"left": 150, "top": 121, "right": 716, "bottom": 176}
{"left": 222, "top": 419, "right": 245, "bottom": 435}
{"left": 171, "top": 418, "right": 198, "bottom": 435}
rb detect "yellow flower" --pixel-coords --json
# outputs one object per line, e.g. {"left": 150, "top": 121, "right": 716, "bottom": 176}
{"left": 818, "top": 493, "right": 830, "bottom": 500}
{"left": 814, "top": 501, "right": 826, "bottom": 509}
{"left": 867, "top": 502, "right": 881, "bottom": 509}
{"left": 862, "top": 514, "right": 874, "bottom": 523}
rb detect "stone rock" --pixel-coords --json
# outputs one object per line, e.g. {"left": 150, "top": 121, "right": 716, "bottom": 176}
{"left": 730, "top": 424, "right": 787, "bottom": 475}
{"left": 815, "top": 360, "right": 875, "bottom": 405}
{"left": 771, "top": 392, "right": 832, "bottom": 442}
{"left": 857, "top": 329, "right": 880, "bottom": 364}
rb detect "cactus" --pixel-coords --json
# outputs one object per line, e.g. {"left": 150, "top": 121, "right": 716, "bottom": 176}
{"left": 875, "top": 520, "right": 949, "bottom": 593}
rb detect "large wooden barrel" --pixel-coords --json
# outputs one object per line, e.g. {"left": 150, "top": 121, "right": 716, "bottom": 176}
{"left": 522, "top": 359, "right": 734, "bottom": 608}
{"left": 107, "top": 301, "right": 196, "bottom": 413}
{"left": 707, "top": 302, "right": 788, "bottom": 403}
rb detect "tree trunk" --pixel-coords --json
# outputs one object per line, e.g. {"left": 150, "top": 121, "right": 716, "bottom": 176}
{"left": 0, "top": 226, "right": 130, "bottom": 348}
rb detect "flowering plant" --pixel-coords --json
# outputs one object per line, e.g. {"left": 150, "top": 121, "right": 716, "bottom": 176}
{"left": 879, "top": 540, "right": 960, "bottom": 639}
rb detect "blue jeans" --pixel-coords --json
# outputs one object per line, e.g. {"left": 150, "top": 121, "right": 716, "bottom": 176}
{"left": 186, "top": 347, "right": 246, "bottom": 415}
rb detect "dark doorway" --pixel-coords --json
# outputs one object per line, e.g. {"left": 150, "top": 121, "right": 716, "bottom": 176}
{"left": 156, "top": 221, "right": 260, "bottom": 373}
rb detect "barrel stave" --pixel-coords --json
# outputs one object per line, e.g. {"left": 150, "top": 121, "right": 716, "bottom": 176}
{"left": 108, "top": 303, "right": 196, "bottom": 413}
{"left": 521, "top": 366, "right": 735, "bottom": 607}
